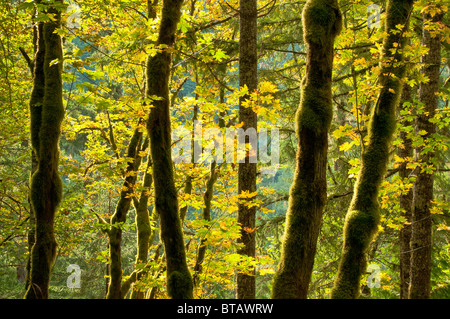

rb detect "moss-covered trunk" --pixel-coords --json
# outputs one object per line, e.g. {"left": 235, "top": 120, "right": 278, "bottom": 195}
{"left": 105, "top": 127, "right": 145, "bottom": 299}
{"left": 193, "top": 162, "right": 218, "bottom": 287}
{"left": 120, "top": 1, "right": 158, "bottom": 299}
{"left": 121, "top": 149, "right": 154, "bottom": 299}
{"left": 25, "top": 1, "right": 65, "bottom": 299}
{"left": 271, "top": 0, "right": 341, "bottom": 299}
{"left": 409, "top": 8, "right": 443, "bottom": 299}
{"left": 331, "top": 0, "right": 414, "bottom": 299}
{"left": 236, "top": 0, "right": 258, "bottom": 300}
{"left": 146, "top": 0, "right": 193, "bottom": 299}
{"left": 23, "top": 15, "right": 40, "bottom": 293}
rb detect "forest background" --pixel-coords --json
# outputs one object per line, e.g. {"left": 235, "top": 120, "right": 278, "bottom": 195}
{"left": 0, "top": 0, "right": 449, "bottom": 299}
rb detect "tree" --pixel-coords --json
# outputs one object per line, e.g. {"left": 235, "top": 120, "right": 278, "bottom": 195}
{"left": 409, "top": 5, "right": 444, "bottom": 299}
{"left": 237, "top": 0, "right": 258, "bottom": 299}
{"left": 146, "top": 0, "right": 194, "bottom": 299}
{"left": 271, "top": 0, "right": 342, "bottom": 298}
{"left": 398, "top": 83, "right": 413, "bottom": 299}
{"left": 25, "top": 0, "right": 65, "bottom": 299}
{"left": 1, "top": 0, "right": 450, "bottom": 301}
{"left": 331, "top": 0, "right": 414, "bottom": 299}
{"left": 101, "top": 125, "right": 146, "bottom": 299}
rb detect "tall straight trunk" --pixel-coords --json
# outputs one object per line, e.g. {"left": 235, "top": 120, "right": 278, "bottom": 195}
{"left": 271, "top": 0, "right": 341, "bottom": 299}
{"left": 331, "top": 0, "right": 413, "bottom": 299}
{"left": 409, "top": 8, "right": 443, "bottom": 299}
{"left": 236, "top": 0, "right": 258, "bottom": 300}
{"left": 146, "top": 0, "right": 193, "bottom": 299}
{"left": 398, "top": 84, "right": 413, "bottom": 299}
{"left": 25, "top": 1, "right": 65, "bottom": 299}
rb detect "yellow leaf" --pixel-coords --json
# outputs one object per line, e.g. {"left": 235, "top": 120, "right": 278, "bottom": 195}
{"left": 243, "top": 227, "right": 257, "bottom": 234}
{"left": 258, "top": 81, "right": 278, "bottom": 94}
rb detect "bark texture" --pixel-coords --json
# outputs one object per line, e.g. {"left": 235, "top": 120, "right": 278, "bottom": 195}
{"left": 146, "top": 0, "right": 194, "bottom": 299}
{"left": 237, "top": 0, "right": 258, "bottom": 300}
{"left": 193, "top": 162, "right": 218, "bottom": 287}
{"left": 236, "top": 0, "right": 258, "bottom": 299}
{"left": 409, "top": 8, "right": 443, "bottom": 299}
{"left": 271, "top": 0, "right": 341, "bottom": 299}
{"left": 398, "top": 84, "right": 413, "bottom": 299}
{"left": 331, "top": 0, "right": 414, "bottom": 299}
{"left": 25, "top": 1, "right": 65, "bottom": 299}
{"left": 105, "top": 126, "right": 145, "bottom": 299}
{"left": 120, "top": 148, "right": 154, "bottom": 299}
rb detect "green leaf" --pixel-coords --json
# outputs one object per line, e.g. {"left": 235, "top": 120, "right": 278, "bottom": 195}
{"left": 213, "top": 49, "right": 229, "bottom": 62}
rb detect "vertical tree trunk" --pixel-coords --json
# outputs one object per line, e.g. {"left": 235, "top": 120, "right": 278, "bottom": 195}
{"left": 119, "top": 149, "right": 154, "bottom": 299}
{"left": 409, "top": 8, "right": 443, "bottom": 299}
{"left": 129, "top": 152, "right": 153, "bottom": 299}
{"left": 105, "top": 127, "right": 145, "bottom": 299}
{"left": 25, "top": 1, "right": 65, "bottom": 299}
{"left": 236, "top": 0, "right": 258, "bottom": 300}
{"left": 120, "top": 2, "right": 159, "bottom": 298}
{"left": 146, "top": 0, "right": 194, "bottom": 299}
{"left": 193, "top": 162, "right": 218, "bottom": 287}
{"left": 398, "top": 84, "right": 413, "bottom": 299}
{"left": 271, "top": 0, "right": 341, "bottom": 299}
{"left": 22, "top": 13, "right": 40, "bottom": 293}
{"left": 331, "top": 0, "right": 413, "bottom": 299}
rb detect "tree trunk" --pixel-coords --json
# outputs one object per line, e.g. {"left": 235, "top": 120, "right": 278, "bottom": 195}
{"left": 120, "top": 148, "right": 154, "bottom": 299}
{"left": 331, "top": 0, "right": 413, "bottom": 299}
{"left": 193, "top": 162, "right": 218, "bottom": 287}
{"left": 105, "top": 127, "right": 145, "bottom": 299}
{"left": 146, "top": 0, "right": 193, "bottom": 299}
{"left": 23, "top": 14, "right": 40, "bottom": 293}
{"left": 129, "top": 152, "right": 154, "bottom": 299}
{"left": 236, "top": 0, "right": 258, "bottom": 300}
{"left": 409, "top": 8, "right": 443, "bottom": 299}
{"left": 121, "top": 1, "right": 159, "bottom": 298}
{"left": 25, "top": 1, "right": 65, "bottom": 299}
{"left": 271, "top": 0, "right": 341, "bottom": 299}
{"left": 398, "top": 84, "right": 413, "bottom": 299}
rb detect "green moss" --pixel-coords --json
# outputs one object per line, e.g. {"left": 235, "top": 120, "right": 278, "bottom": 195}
{"left": 271, "top": 0, "right": 341, "bottom": 299}
{"left": 25, "top": 4, "right": 64, "bottom": 299}
{"left": 167, "top": 270, "right": 194, "bottom": 299}
{"left": 331, "top": 0, "right": 413, "bottom": 299}
{"left": 145, "top": 0, "right": 193, "bottom": 299}
{"left": 302, "top": 0, "right": 342, "bottom": 47}
{"left": 296, "top": 83, "right": 333, "bottom": 133}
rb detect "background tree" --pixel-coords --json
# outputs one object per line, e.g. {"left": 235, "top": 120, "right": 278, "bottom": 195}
{"left": 409, "top": 5, "right": 444, "bottom": 299}
{"left": 237, "top": 0, "right": 258, "bottom": 299}
{"left": 398, "top": 83, "right": 413, "bottom": 299}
